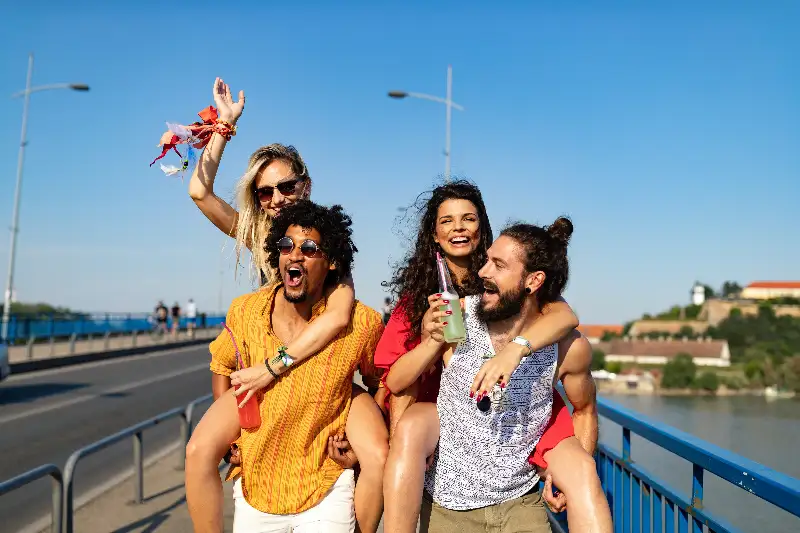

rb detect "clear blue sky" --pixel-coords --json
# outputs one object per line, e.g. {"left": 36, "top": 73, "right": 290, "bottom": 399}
{"left": 0, "top": 1, "right": 797, "bottom": 324}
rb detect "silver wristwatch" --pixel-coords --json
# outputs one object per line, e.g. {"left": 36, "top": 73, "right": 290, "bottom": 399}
{"left": 511, "top": 336, "right": 532, "bottom": 356}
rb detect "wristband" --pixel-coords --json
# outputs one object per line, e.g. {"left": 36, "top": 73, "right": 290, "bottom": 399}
{"left": 265, "top": 359, "right": 280, "bottom": 380}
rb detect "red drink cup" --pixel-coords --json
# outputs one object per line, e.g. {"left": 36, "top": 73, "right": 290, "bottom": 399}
{"left": 235, "top": 385, "right": 261, "bottom": 429}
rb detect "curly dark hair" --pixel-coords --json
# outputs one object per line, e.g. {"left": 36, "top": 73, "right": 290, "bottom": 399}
{"left": 384, "top": 180, "right": 493, "bottom": 342}
{"left": 265, "top": 200, "right": 357, "bottom": 287}
{"left": 500, "top": 216, "right": 573, "bottom": 306}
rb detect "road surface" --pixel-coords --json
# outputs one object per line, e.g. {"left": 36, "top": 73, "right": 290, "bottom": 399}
{"left": 0, "top": 344, "right": 214, "bottom": 532}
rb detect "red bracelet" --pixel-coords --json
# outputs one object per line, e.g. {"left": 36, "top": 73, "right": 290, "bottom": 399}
{"left": 213, "top": 119, "right": 237, "bottom": 141}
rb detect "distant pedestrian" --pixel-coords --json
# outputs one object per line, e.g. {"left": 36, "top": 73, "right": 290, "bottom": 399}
{"left": 171, "top": 302, "right": 181, "bottom": 337}
{"left": 154, "top": 301, "right": 168, "bottom": 336}
{"left": 186, "top": 298, "right": 198, "bottom": 338}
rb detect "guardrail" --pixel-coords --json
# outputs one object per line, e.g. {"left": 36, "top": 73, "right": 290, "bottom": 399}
{"left": 0, "top": 393, "right": 213, "bottom": 533}
{"left": 9, "top": 326, "right": 221, "bottom": 364}
{"left": 0, "top": 464, "right": 63, "bottom": 533}
{"left": 2, "top": 314, "right": 226, "bottom": 344}
{"left": 61, "top": 393, "right": 213, "bottom": 533}
{"left": 595, "top": 396, "right": 800, "bottom": 533}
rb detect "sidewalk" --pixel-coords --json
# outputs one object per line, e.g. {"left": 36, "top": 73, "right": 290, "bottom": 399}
{"left": 55, "top": 445, "right": 389, "bottom": 533}
{"left": 48, "top": 446, "right": 235, "bottom": 533}
{"left": 8, "top": 328, "right": 219, "bottom": 365}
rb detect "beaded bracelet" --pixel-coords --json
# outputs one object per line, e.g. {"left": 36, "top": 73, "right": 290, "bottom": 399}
{"left": 264, "top": 359, "right": 280, "bottom": 380}
{"left": 213, "top": 119, "right": 237, "bottom": 140}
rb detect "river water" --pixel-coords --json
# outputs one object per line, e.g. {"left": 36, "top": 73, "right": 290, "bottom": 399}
{"left": 598, "top": 394, "right": 800, "bottom": 533}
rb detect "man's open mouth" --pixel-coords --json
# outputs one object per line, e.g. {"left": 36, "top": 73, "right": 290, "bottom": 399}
{"left": 285, "top": 265, "right": 305, "bottom": 288}
{"left": 483, "top": 283, "right": 499, "bottom": 295}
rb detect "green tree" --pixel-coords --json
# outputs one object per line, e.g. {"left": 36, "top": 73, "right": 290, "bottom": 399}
{"left": 779, "top": 356, "right": 800, "bottom": 392}
{"left": 723, "top": 376, "right": 743, "bottom": 390}
{"left": 591, "top": 350, "right": 606, "bottom": 371}
{"left": 766, "top": 297, "right": 800, "bottom": 306}
{"left": 744, "top": 359, "right": 765, "bottom": 384}
{"left": 695, "top": 371, "right": 720, "bottom": 393}
{"left": 1, "top": 301, "right": 83, "bottom": 318}
{"left": 721, "top": 281, "right": 743, "bottom": 298}
{"left": 762, "top": 357, "right": 780, "bottom": 387}
{"left": 656, "top": 306, "right": 683, "bottom": 320}
{"left": 678, "top": 325, "right": 696, "bottom": 339}
{"left": 606, "top": 362, "right": 623, "bottom": 374}
{"left": 710, "top": 305, "right": 800, "bottom": 363}
{"left": 684, "top": 304, "right": 702, "bottom": 320}
{"left": 661, "top": 353, "right": 697, "bottom": 389}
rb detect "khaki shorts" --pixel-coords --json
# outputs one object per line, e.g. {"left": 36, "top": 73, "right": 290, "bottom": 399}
{"left": 419, "top": 487, "right": 552, "bottom": 533}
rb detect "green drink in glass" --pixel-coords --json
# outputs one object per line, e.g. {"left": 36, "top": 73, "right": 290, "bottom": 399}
{"left": 436, "top": 252, "right": 466, "bottom": 344}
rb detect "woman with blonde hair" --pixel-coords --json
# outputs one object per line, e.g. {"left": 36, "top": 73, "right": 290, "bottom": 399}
{"left": 185, "top": 78, "right": 388, "bottom": 533}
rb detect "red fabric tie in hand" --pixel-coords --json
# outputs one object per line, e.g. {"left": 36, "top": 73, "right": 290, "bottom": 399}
{"left": 149, "top": 106, "right": 236, "bottom": 167}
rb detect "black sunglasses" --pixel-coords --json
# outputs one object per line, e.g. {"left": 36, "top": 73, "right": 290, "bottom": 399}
{"left": 276, "top": 236, "right": 322, "bottom": 257}
{"left": 255, "top": 178, "right": 302, "bottom": 202}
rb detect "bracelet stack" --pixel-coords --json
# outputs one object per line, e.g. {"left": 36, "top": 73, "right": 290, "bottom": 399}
{"left": 213, "top": 119, "right": 237, "bottom": 141}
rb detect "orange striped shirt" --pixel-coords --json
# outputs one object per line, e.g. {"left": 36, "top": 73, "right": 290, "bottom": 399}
{"left": 209, "top": 283, "right": 383, "bottom": 514}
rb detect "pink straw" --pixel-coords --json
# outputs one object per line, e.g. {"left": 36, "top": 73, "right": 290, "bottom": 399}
{"left": 222, "top": 323, "right": 246, "bottom": 370}
{"left": 435, "top": 251, "right": 448, "bottom": 288}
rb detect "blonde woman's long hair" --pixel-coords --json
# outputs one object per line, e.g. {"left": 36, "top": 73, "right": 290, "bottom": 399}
{"left": 233, "top": 143, "right": 311, "bottom": 287}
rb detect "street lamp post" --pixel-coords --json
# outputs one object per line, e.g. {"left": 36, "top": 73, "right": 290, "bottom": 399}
{"left": 1, "top": 53, "right": 90, "bottom": 341}
{"left": 388, "top": 65, "right": 464, "bottom": 182}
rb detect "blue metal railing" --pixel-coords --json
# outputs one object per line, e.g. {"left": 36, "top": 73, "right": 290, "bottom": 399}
{"left": 0, "top": 464, "right": 62, "bottom": 533}
{"left": 2, "top": 313, "right": 225, "bottom": 343}
{"left": 593, "top": 397, "right": 800, "bottom": 533}
{"left": 3, "top": 393, "right": 799, "bottom": 531}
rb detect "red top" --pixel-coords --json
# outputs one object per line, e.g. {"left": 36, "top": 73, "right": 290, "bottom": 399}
{"left": 374, "top": 302, "right": 441, "bottom": 404}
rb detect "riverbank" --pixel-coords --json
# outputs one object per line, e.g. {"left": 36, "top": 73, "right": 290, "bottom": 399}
{"left": 596, "top": 381, "right": 797, "bottom": 398}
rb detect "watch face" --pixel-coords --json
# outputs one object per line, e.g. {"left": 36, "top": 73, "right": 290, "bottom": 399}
{"left": 514, "top": 337, "right": 532, "bottom": 353}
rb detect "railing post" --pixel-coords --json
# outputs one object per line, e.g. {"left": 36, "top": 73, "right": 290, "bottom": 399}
{"left": 179, "top": 412, "right": 189, "bottom": 470}
{"left": 68, "top": 333, "right": 77, "bottom": 355}
{"left": 691, "top": 463, "right": 704, "bottom": 533}
{"left": 63, "top": 455, "right": 77, "bottom": 533}
{"left": 103, "top": 331, "right": 110, "bottom": 351}
{"left": 27, "top": 335, "right": 36, "bottom": 359}
{"left": 131, "top": 330, "right": 137, "bottom": 347}
{"left": 51, "top": 471, "right": 63, "bottom": 533}
{"left": 132, "top": 432, "right": 143, "bottom": 504}
{"left": 622, "top": 427, "right": 631, "bottom": 462}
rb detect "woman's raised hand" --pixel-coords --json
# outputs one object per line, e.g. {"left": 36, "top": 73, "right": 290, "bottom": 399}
{"left": 213, "top": 77, "right": 245, "bottom": 124}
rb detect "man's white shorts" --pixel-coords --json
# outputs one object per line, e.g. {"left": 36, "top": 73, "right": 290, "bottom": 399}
{"left": 232, "top": 469, "right": 356, "bottom": 533}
